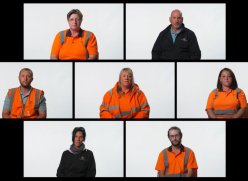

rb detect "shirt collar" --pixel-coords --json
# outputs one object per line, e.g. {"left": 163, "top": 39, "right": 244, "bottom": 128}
{"left": 218, "top": 87, "right": 236, "bottom": 92}
{"left": 170, "top": 26, "right": 182, "bottom": 35}
{"left": 66, "top": 28, "right": 83, "bottom": 37}
{"left": 19, "top": 86, "right": 32, "bottom": 96}
{"left": 168, "top": 144, "right": 185, "bottom": 152}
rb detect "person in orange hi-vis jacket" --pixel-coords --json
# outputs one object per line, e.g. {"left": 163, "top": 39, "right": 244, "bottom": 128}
{"left": 100, "top": 68, "right": 150, "bottom": 119}
{"left": 206, "top": 67, "right": 247, "bottom": 119}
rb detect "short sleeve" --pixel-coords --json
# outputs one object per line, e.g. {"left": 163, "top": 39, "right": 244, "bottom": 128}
{"left": 38, "top": 94, "right": 46, "bottom": 112}
{"left": 238, "top": 90, "right": 247, "bottom": 108}
{"left": 205, "top": 91, "right": 216, "bottom": 111}
{"left": 155, "top": 151, "right": 165, "bottom": 171}
{"left": 3, "top": 92, "right": 10, "bottom": 110}
{"left": 87, "top": 32, "right": 98, "bottom": 56}
{"left": 186, "top": 149, "right": 198, "bottom": 170}
{"left": 51, "top": 32, "right": 62, "bottom": 56}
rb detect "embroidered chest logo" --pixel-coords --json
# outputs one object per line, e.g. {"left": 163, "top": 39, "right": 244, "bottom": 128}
{"left": 79, "top": 156, "right": 86, "bottom": 161}
{"left": 181, "top": 38, "right": 187, "bottom": 41}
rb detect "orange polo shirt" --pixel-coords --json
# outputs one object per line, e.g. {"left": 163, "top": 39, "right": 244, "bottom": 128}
{"left": 155, "top": 145, "right": 198, "bottom": 175}
{"left": 119, "top": 90, "right": 132, "bottom": 119}
{"left": 51, "top": 28, "right": 98, "bottom": 60}
{"left": 206, "top": 88, "right": 247, "bottom": 119}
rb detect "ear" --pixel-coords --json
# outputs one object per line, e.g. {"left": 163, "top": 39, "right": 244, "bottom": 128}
{"left": 169, "top": 17, "right": 171, "bottom": 23}
{"left": 182, "top": 17, "right": 183, "bottom": 22}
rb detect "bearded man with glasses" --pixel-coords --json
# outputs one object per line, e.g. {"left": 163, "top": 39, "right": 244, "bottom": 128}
{"left": 155, "top": 126, "right": 198, "bottom": 177}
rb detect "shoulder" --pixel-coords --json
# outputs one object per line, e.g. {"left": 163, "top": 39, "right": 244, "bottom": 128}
{"left": 62, "top": 150, "right": 70, "bottom": 156}
{"left": 183, "top": 27, "right": 196, "bottom": 36}
{"left": 84, "top": 149, "right": 94, "bottom": 155}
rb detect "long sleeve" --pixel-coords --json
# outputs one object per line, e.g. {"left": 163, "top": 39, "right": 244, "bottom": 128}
{"left": 56, "top": 152, "right": 66, "bottom": 177}
{"left": 100, "top": 91, "right": 115, "bottom": 118}
{"left": 187, "top": 31, "right": 201, "bottom": 60}
{"left": 152, "top": 32, "right": 163, "bottom": 60}
{"left": 134, "top": 91, "right": 150, "bottom": 119}
{"left": 86, "top": 152, "right": 96, "bottom": 177}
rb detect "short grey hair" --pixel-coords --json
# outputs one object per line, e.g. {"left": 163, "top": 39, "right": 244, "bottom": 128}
{"left": 170, "top": 9, "right": 182, "bottom": 17}
{"left": 19, "top": 68, "right": 33, "bottom": 78}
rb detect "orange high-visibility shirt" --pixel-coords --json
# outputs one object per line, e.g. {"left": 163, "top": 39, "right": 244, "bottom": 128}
{"left": 51, "top": 28, "right": 98, "bottom": 60}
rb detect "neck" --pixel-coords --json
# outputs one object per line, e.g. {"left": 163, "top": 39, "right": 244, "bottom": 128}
{"left": 222, "top": 85, "right": 231, "bottom": 92}
{"left": 20, "top": 85, "right": 31, "bottom": 96}
{"left": 172, "top": 27, "right": 180, "bottom": 34}
{"left": 171, "top": 144, "right": 181, "bottom": 152}
{"left": 121, "top": 86, "right": 130, "bottom": 93}
{"left": 70, "top": 28, "right": 80, "bottom": 37}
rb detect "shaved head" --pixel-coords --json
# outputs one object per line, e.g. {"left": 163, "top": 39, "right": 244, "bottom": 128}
{"left": 170, "top": 9, "right": 182, "bottom": 17}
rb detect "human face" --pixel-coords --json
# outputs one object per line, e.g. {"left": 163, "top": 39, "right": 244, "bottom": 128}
{"left": 169, "top": 11, "right": 183, "bottom": 29}
{"left": 19, "top": 70, "right": 33, "bottom": 88}
{"left": 74, "top": 131, "right": 84, "bottom": 149}
{"left": 68, "top": 14, "right": 82, "bottom": 31}
{"left": 219, "top": 70, "right": 232, "bottom": 87}
{"left": 120, "top": 71, "right": 132, "bottom": 88}
{"left": 168, "top": 129, "right": 182, "bottom": 146}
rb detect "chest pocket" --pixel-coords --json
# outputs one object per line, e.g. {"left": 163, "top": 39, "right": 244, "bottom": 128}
{"left": 179, "top": 38, "right": 189, "bottom": 48}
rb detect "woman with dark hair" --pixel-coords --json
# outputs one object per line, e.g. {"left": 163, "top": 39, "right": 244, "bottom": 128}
{"left": 57, "top": 127, "right": 96, "bottom": 177}
{"left": 206, "top": 68, "right": 247, "bottom": 119}
{"left": 99, "top": 68, "right": 150, "bottom": 119}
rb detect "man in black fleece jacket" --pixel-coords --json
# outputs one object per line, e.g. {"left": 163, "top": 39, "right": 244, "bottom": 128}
{"left": 152, "top": 9, "right": 201, "bottom": 60}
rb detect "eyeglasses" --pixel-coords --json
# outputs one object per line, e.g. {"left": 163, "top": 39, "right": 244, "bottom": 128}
{"left": 169, "top": 135, "right": 180, "bottom": 139}
{"left": 69, "top": 19, "right": 81, "bottom": 22}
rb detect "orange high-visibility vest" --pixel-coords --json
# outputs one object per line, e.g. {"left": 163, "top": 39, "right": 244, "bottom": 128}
{"left": 8, "top": 87, "right": 44, "bottom": 119}
{"left": 100, "top": 82, "right": 150, "bottom": 119}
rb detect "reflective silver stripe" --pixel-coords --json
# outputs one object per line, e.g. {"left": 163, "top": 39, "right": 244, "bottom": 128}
{"left": 131, "top": 107, "right": 140, "bottom": 112}
{"left": 137, "top": 90, "right": 141, "bottom": 97}
{"left": 109, "top": 105, "right": 119, "bottom": 111}
{"left": 166, "top": 173, "right": 185, "bottom": 177}
{"left": 184, "top": 148, "right": 190, "bottom": 174}
{"left": 34, "top": 89, "right": 40, "bottom": 114}
{"left": 100, "top": 109, "right": 108, "bottom": 114}
{"left": 216, "top": 114, "right": 233, "bottom": 117}
{"left": 108, "top": 89, "right": 113, "bottom": 97}
{"left": 212, "top": 89, "right": 217, "bottom": 110}
{"left": 140, "top": 102, "right": 149, "bottom": 109}
{"left": 163, "top": 149, "right": 169, "bottom": 176}
{"left": 237, "top": 88, "right": 241, "bottom": 99}
{"left": 141, "top": 110, "right": 150, "bottom": 115}
{"left": 9, "top": 88, "right": 16, "bottom": 115}
{"left": 60, "top": 31, "right": 65, "bottom": 45}
{"left": 213, "top": 109, "right": 238, "bottom": 114}
{"left": 100, "top": 102, "right": 109, "bottom": 109}
{"left": 85, "top": 31, "right": 92, "bottom": 60}
{"left": 113, "top": 114, "right": 121, "bottom": 118}
{"left": 120, "top": 111, "right": 131, "bottom": 116}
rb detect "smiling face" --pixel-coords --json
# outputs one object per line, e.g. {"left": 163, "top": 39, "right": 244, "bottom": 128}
{"left": 67, "top": 14, "right": 82, "bottom": 31}
{"left": 169, "top": 10, "right": 183, "bottom": 30}
{"left": 120, "top": 71, "right": 132, "bottom": 89}
{"left": 19, "top": 70, "right": 33, "bottom": 88}
{"left": 74, "top": 131, "right": 84, "bottom": 149}
{"left": 219, "top": 70, "right": 232, "bottom": 88}
{"left": 168, "top": 129, "right": 182, "bottom": 146}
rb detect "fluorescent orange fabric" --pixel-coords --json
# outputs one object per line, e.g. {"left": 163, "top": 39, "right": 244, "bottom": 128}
{"left": 100, "top": 82, "right": 150, "bottom": 119}
{"left": 206, "top": 88, "right": 247, "bottom": 119}
{"left": 155, "top": 146, "right": 198, "bottom": 175}
{"left": 8, "top": 87, "right": 44, "bottom": 119}
{"left": 51, "top": 28, "right": 98, "bottom": 60}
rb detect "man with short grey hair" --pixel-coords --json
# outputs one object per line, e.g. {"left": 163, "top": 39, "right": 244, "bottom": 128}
{"left": 2, "top": 68, "right": 46, "bottom": 119}
{"left": 152, "top": 9, "right": 201, "bottom": 60}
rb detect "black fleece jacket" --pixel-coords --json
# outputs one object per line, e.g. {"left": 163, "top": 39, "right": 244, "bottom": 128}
{"left": 56, "top": 149, "right": 96, "bottom": 177}
{"left": 152, "top": 23, "right": 201, "bottom": 60}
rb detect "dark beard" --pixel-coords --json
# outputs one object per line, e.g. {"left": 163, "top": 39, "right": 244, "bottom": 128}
{"left": 171, "top": 140, "right": 181, "bottom": 146}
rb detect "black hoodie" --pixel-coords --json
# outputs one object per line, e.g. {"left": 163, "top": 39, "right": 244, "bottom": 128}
{"left": 152, "top": 23, "right": 201, "bottom": 60}
{"left": 56, "top": 149, "right": 96, "bottom": 177}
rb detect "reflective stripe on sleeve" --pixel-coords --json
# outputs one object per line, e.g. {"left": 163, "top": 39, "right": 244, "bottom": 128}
{"left": 109, "top": 105, "right": 119, "bottom": 111}
{"left": 100, "top": 102, "right": 109, "bottom": 109}
{"left": 141, "top": 110, "right": 150, "bottom": 115}
{"left": 113, "top": 114, "right": 121, "bottom": 118}
{"left": 131, "top": 107, "right": 140, "bottom": 112}
{"left": 140, "top": 102, "right": 149, "bottom": 109}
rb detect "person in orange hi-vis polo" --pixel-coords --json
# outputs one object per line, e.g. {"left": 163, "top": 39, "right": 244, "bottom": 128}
{"left": 99, "top": 68, "right": 150, "bottom": 119}
{"left": 206, "top": 68, "right": 247, "bottom": 119}
{"left": 50, "top": 9, "right": 98, "bottom": 60}
{"left": 2, "top": 68, "right": 46, "bottom": 119}
{"left": 155, "top": 126, "right": 198, "bottom": 177}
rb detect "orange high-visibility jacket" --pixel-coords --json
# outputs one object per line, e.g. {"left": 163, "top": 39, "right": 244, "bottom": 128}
{"left": 100, "top": 82, "right": 150, "bottom": 119}
{"left": 8, "top": 87, "right": 44, "bottom": 119}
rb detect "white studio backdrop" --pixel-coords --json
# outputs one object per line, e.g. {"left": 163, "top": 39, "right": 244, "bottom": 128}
{"left": 126, "top": 3, "right": 225, "bottom": 60}
{"left": 126, "top": 121, "right": 225, "bottom": 177}
{"left": 75, "top": 62, "right": 175, "bottom": 118}
{"left": 24, "top": 121, "right": 123, "bottom": 177}
{"left": 0, "top": 63, "right": 72, "bottom": 118}
{"left": 24, "top": 3, "right": 123, "bottom": 60}
{"left": 177, "top": 62, "right": 248, "bottom": 118}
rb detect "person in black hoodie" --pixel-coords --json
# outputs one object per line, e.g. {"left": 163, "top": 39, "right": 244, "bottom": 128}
{"left": 56, "top": 127, "right": 96, "bottom": 177}
{"left": 152, "top": 9, "right": 201, "bottom": 60}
